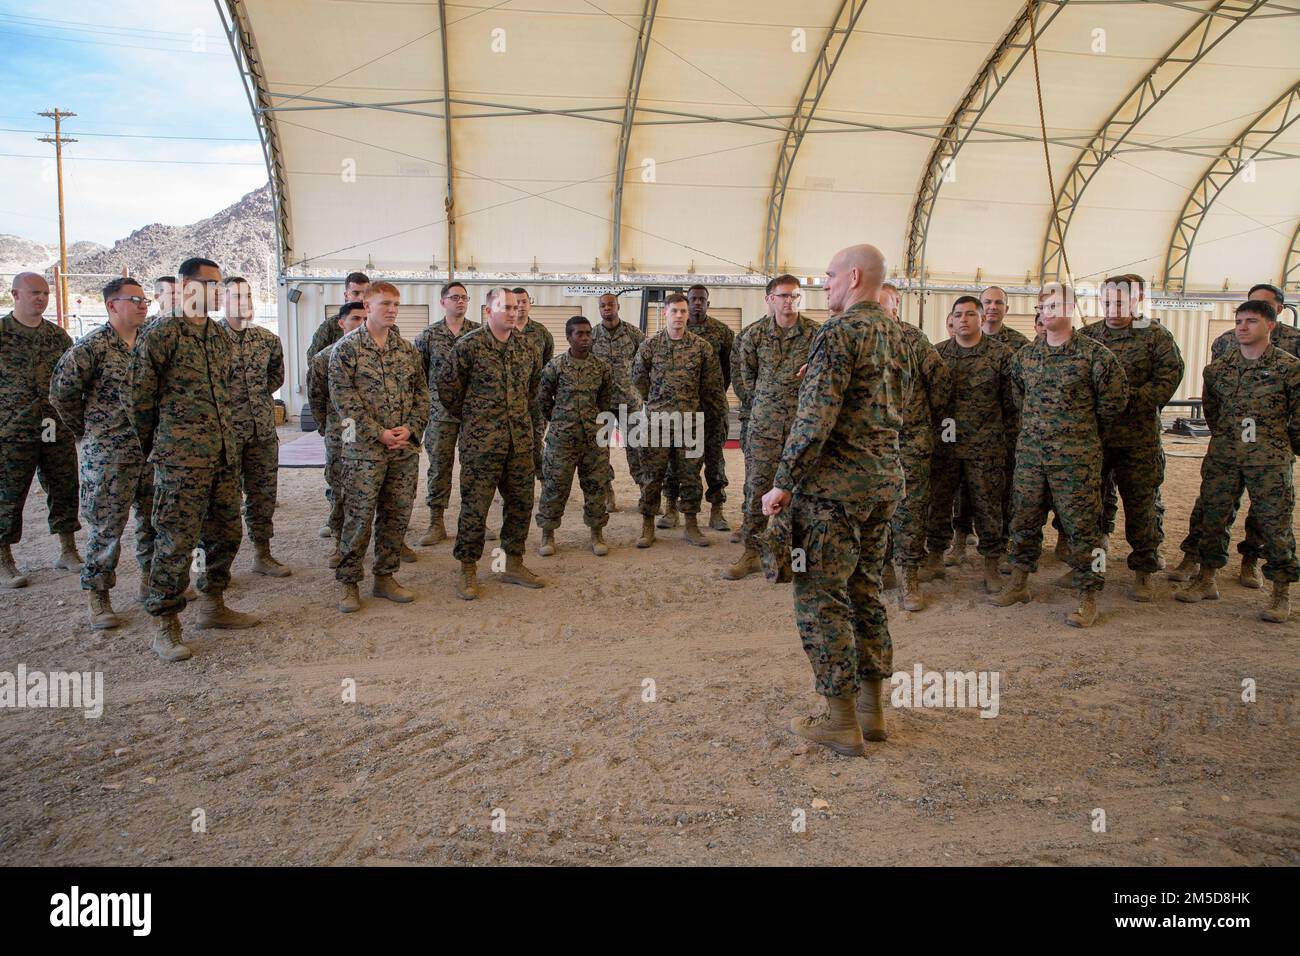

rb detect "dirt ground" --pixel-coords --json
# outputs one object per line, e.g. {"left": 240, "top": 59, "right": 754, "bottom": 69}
{"left": 1, "top": 427, "right": 1297, "bottom": 866}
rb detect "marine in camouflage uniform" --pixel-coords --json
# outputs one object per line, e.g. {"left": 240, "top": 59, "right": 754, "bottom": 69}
{"left": 0, "top": 306, "right": 81, "bottom": 583}
{"left": 49, "top": 313, "right": 154, "bottom": 620}
{"left": 413, "top": 312, "right": 480, "bottom": 541}
{"left": 729, "top": 319, "right": 759, "bottom": 543}
{"left": 306, "top": 318, "right": 343, "bottom": 364}
{"left": 515, "top": 310, "right": 555, "bottom": 478}
{"left": 591, "top": 305, "right": 645, "bottom": 497}
{"left": 220, "top": 309, "right": 287, "bottom": 574}
{"left": 535, "top": 335, "right": 617, "bottom": 554}
{"left": 308, "top": 308, "right": 366, "bottom": 562}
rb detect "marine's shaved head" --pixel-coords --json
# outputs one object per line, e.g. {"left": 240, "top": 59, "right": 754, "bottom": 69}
{"left": 11, "top": 271, "right": 47, "bottom": 293}
{"left": 10, "top": 271, "right": 50, "bottom": 323}
{"left": 825, "top": 244, "right": 886, "bottom": 313}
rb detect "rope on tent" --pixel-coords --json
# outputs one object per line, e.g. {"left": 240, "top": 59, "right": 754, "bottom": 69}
{"left": 1028, "top": 0, "right": 1072, "bottom": 285}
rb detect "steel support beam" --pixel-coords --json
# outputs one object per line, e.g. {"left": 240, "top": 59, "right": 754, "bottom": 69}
{"left": 1039, "top": 0, "right": 1265, "bottom": 284}
{"left": 438, "top": 0, "right": 456, "bottom": 278}
{"left": 762, "top": 0, "right": 871, "bottom": 275}
{"left": 1284, "top": 219, "right": 1300, "bottom": 294}
{"left": 611, "top": 0, "right": 658, "bottom": 280}
{"left": 905, "top": 0, "right": 1070, "bottom": 291}
{"left": 1164, "top": 78, "right": 1300, "bottom": 292}
{"left": 217, "top": 0, "right": 291, "bottom": 273}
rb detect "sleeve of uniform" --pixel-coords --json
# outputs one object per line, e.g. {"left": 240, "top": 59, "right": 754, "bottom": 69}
{"left": 1093, "top": 345, "right": 1129, "bottom": 428}
{"left": 1209, "top": 331, "right": 1230, "bottom": 363}
{"left": 306, "top": 320, "right": 331, "bottom": 363}
{"left": 414, "top": 329, "right": 431, "bottom": 379}
{"left": 542, "top": 327, "right": 555, "bottom": 367}
{"left": 329, "top": 339, "right": 381, "bottom": 446}
{"left": 437, "top": 338, "right": 470, "bottom": 422}
{"left": 597, "top": 360, "right": 617, "bottom": 417}
{"left": 1286, "top": 362, "right": 1300, "bottom": 456}
{"left": 1201, "top": 362, "right": 1221, "bottom": 436}
{"left": 408, "top": 347, "right": 430, "bottom": 440}
{"left": 718, "top": 324, "right": 734, "bottom": 391}
{"left": 126, "top": 324, "right": 167, "bottom": 457}
{"left": 49, "top": 341, "right": 92, "bottom": 441}
{"left": 1008, "top": 348, "right": 1026, "bottom": 411}
{"left": 739, "top": 328, "right": 760, "bottom": 406}
{"left": 307, "top": 351, "right": 330, "bottom": 436}
{"left": 773, "top": 323, "right": 847, "bottom": 492}
{"left": 632, "top": 339, "right": 651, "bottom": 402}
{"left": 538, "top": 359, "right": 558, "bottom": 422}
{"left": 1144, "top": 327, "right": 1184, "bottom": 410}
{"left": 701, "top": 343, "right": 728, "bottom": 424}
{"left": 730, "top": 332, "right": 750, "bottom": 408}
{"left": 997, "top": 347, "right": 1019, "bottom": 431}
{"left": 268, "top": 333, "right": 286, "bottom": 394}
{"left": 921, "top": 339, "right": 951, "bottom": 426}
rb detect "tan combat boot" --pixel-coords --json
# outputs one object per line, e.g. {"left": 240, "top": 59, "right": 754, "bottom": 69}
{"left": 729, "top": 528, "right": 742, "bottom": 544}
{"left": 682, "top": 513, "right": 710, "bottom": 548}
{"left": 656, "top": 499, "right": 679, "bottom": 529}
{"left": 54, "top": 532, "right": 82, "bottom": 571}
{"left": 456, "top": 561, "right": 479, "bottom": 601}
{"left": 606, "top": 486, "right": 619, "bottom": 514}
{"left": 982, "top": 556, "right": 1002, "bottom": 594}
{"left": 708, "top": 502, "right": 729, "bottom": 532}
{"left": 987, "top": 568, "right": 1031, "bottom": 606}
{"left": 1130, "top": 571, "right": 1154, "bottom": 603}
{"left": 919, "top": 551, "right": 946, "bottom": 582}
{"left": 538, "top": 529, "right": 556, "bottom": 557}
{"left": 1260, "top": 580, "right": 1290, "bottom": 623}
{"left": 856, "top": 678, "right": 887, "bottom": 742}
{"left": 1167, "top": 553, "right": 1198, "bottom": 582}
{"left": 0, "top": 545, "right": 29, "bottom": 589}
{"left": 196, "top": 590, "right": 259, "bottom": 629}
{"left": 722, "top": 549, "right": 760, "bottom": 580}
{"left": 901, "top": 566, "right": 925, "bottom": 612}
{"left": 338, "top": 582, "right": 361, "bottom": 613}
{"left": 327, "top": 536, "right": 343, "bottom": 569}
{"left": 251, "top": 540, "right": 291, "bottom": 577}
{"left": 1239, "top": 556, "right": 1262, "bottom": 590}
{"left": 400, "top": 543, "right": 417, "bottom": 563}
{"left": 944, "top": 531, "right": 967, "bottom": 567}
{"left": 636, "top": 517, "right": 656, "bottom": 549}
{"left": 500, "top": 554, "right": 545, "bottom": 588}
{"left": 87, "top": 590, "right": 122, "bottom": 630}
{"left": 418, "top": 510, "right": 447, "bottom": 547}
{"left": 590, "top": 528, "right": 609, "bottom": 556}
{"left": 790, "top": 695, "right": 865, "bottom": 757}
{"left": 881, "top": 562, "right": 898, "bottom": 591}
{"left": 1175, "top": 567, "right": 1219, "bottom": 603}
{"left": 318, "top": 522, "right": 333, "bottom": 539}
{"left": 151, "top": 614, "right": 192, "bottom": 662}
{"left": 372, "top": 574, "right": 414, "bottom": 603}
{"left": 1066, "top": 589, "right": 1098, "bottom": 628}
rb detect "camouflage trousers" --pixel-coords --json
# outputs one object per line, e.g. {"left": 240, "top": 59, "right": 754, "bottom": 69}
{"left": 324, "top": 436, "right": 347, "bottom": 535}
{"left": 1194, "top": 457, "right": 1298, "bottom": 582}
{"left": 79, "top": 454, "right": 154, "bottom": 592}
{"left": 1104, "top": 446, "right": 1165, "bottom": 540}
{"left": 954, "top": 442, "right": 1015, "bottom": 540}
{"left": 791, "top": 490, "right": 898, "bottom": 698}
{"left": 0, "top": 439, "right": 80, "bottom": 545}
{"left": 454, "top": 439, "right": 535, "bottom": 562}
{"left": 146, "top": 458, "right": 242, "bottom": 616}
{"left": 664, "top": 412, "right": 727, "bottom": 505}
{"left": 1180, "top": 452, "right": 1267, "bottom": 562}
{"left": 536, "top": 428, "right": 610, "bottom": 531}
{"left": 928, "top": 453, "right": 1006, "bottom": 557}
{"left": 1096, "top": 443, "right": 1163, "bottom": 572}
{"left": 1008, "top": 448, "right": 1105, "bottom": 591}
{"left": 337, "top": 454, "right": 418, "bottom": 584}
{"left": 888, "top": 439, "right": 932, "bottom": 568}
{"left": 604, "top": 406, "right": 644, "bottom": 490}
{"left": 533, "top": 418, "right": 546, "bottom": 481}
{"left": 740, "top": 429, "right": 785, "bottom": 551}
{"left": 235, "top": 436, "right": 278, "bottom": 543}
{"left": 641, "top": 443, "right": 705, "bottom": 517}
{"left": 423, "top": 419, "right": 460, "bottom": 513}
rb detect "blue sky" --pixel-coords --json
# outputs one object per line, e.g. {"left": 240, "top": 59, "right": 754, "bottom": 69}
{"left": 0, "top": 0, "right": 268, "bottom": 245}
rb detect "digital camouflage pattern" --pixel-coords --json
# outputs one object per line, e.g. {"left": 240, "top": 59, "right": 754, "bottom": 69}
{"left": 1007, "top": 332, "right": 1128, "bottom": 591}
{"left": 518, "top": 318, "right": 555, "bottom": 476}
{"left": 734, "top": 313, "right": 818, "bottom": 551}
{"left": 414, "top": 317, "right": 480, "bottom": 512}
{"left": 535, "top": 351, "right": 616, "bottom": 531}
{"left": 1212, "top": 321, "right": 1300, "bottom": 361}
{"left": 676, "top": 313, "right": 734, "bottom": 505}
{"left": 49, "top": 322, "right": 154, "bottom": 590}
{"left": 439, "top": 326, "right": 542, "bottom": 561}
{"left": 1194, "top": 345, "right": 1300, "bottom": 582}
{"left": 632, "top": 329, "right": 727, "bottom": 517}
{"left": 773, "top": 299, "right": 907, "bottom": 699}
{"left": 222, "top": 320, "right": 285, "bottom": 543}
{"left": 0, "top": 312, "right": 80, "bottom": 545}
{"left": 306, "top": 317, "right": 343, "bottom": 363}
{"left": 890, "top": 322, "right": 950, "bottom": 568}
{"left": 592, "top": 318, "right": 646, "bottom": 487}
{"left": 1080, "top": 319, "right": 1184, "bottom": 571}
{"left": 308, "top": 343, "right": 348, "bottom": 535}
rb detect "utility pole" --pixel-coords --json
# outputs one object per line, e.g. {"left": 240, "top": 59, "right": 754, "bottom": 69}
{"left": 37, "top": 108, "right": 76, "bottom": 329}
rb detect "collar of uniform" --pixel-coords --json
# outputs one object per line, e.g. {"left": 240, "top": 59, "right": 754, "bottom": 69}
{"left": 765, "top": 313, "right": 811, "bottom": 339}
{"left": 358, "top": 325, "right": 400, "bottom": 352}
{"left": 177, "top": 315, "right": 217, "bottom": 339}
{"left": 836, "top": 300, "right": 887, "bottom": 321}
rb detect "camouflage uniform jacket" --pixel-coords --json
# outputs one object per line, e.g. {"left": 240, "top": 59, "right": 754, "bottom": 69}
{"left": 934, "top": 334, "right": 1016, "bottom": 460}
{"left": 307, "top": 335, "right": 352, "bottom": 444}
{"left": 329, "top": 326, "right": 428, "bottom": 462}
{"left": 1009, "top": 331, "right": 1129, "bottom": 464}
{"left": 0, "top": 311, "right": 74, "bottom": 446}
{"left": 538, "top": 351, "right": 617, "bottom": 442}
{"left": 773, "top": 300, "right": 908, "bottom": 503}
{"left": 307, "top": 317, "right": 344, "bottom": 362}
{"left": 591, "top": 318, "right": 645, "bottom": 410}
{"left": 414, "top": 318, "right": 481, "bottom": 423}
{"left": 1080, "top": 319, "right": 1183, "bottom": 447}
{"left": 518, "top": 318, "right": 555, "bottom": 370}
{"left": 49, "top": 322, "right": 144, "bottom": 463}
{"left": 438, "top": 325, "right": 542, "bottom": 456}
{"left": 632, "top": 329, "right": 727, "bottom": 421}
{"left": 1202, "top": 345, "right": 1300, "bottom": 466}
{"left": 897, "top": 322, "right": 951, "bottom": 453}
{"left": 730, "top": 321, "right": 759, "bottom": 424}
{"left": 220, "top": 319, "right": 284, "bottom": 443}
{"left": 737, "top": 313, "right": 819, "bottom": 442}
{"left": 686, "top": 314, "right": 735, "bottom": 390}
{"left": 1212, "top": 321, "right": 1300, "bottom": 361}
{"left": 988, "top": 323, "right": 1030, "bottom": 354}
{"left": 127, "top": 315, "right": 237, "bottom": 467}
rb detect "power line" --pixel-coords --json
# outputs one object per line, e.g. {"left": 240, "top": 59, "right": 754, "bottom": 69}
{"left": 0, "top": 152, "right": 265, "bottom": 167}
{"left": 0, "top": 127, "right": 257, "bottom": 142}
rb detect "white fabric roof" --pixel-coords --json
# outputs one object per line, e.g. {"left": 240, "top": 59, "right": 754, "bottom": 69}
{"left": 224, "top": 0, "right": 1300, "bottom": 292}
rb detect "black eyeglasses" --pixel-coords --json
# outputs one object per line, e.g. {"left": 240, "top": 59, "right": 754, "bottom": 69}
{"left": 109, "top": 296, "right": 149, "bottom": 305}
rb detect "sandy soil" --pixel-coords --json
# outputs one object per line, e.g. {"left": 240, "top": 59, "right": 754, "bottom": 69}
{"left": 0, "top": 427, "right": 1296, "bottom": 866}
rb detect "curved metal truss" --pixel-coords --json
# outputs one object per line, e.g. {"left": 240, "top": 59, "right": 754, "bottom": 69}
{"left": 1039, "top": 0, "right": 1266, "bottom": 284}
{"left": 611, "top": 0, "right": 658, "bottom": 280}
{"left": 1164, "top": 79, "right": 1300, "bottom": 292}
{"left": 762, "top": 0, "right": 871, "bottom": 275}
{"left": 1284, "top": 219, "right": 1300, "bottom": 295}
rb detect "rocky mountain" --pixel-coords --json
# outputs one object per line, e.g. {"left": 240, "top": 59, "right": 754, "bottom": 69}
{"left": 0, "top": 237, "right": 105, "bottom": 276}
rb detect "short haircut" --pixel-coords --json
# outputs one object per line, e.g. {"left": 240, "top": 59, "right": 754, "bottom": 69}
{"left": 951, "top": 295, "right": 983, "bottom": 313}
{"left": 154, "top": 275, "right": 175, "bottom": 288}
{"left": 510, "top": 287, "right": 529, "bottom": 297}
{"left": 1237, "top": 299, "right": 1277, "bottom": 323}
{"left": 1124, "top": 273, "right": 1148, "bottom": 294}
{"left": 598, "top": 291, "right": 618, "bottom": 301}
{"left": 1249, "top": 283, "right": 1285, "bottom": 307}
{"left": 440, "top": 281, "right": 466, "bottom": 298}
{"left": 565, "top": 315, "right": 591, "bottom": 337}
{"left": 337, "top": 301, "right": 366, "bottom": 321}
{"left": 686, "top": 284, "right": 708, "bottom": 295}
{"left": 664, "top": 292, "right": 689, "bottom": 307}
{"left": 366, "top": 281, "right": 400, "bottom": 299}
{"left": 980, "top": 285, "right": 1006, "bottom": 298}
{"left": 222, "top": 276, "right": 249, "bottom": 287}
{"left": 485, "top": 287, "right": 512, "bottom": 310}
{"left": 344, "top": 272, "right": 370, "bottom": 287}
{"left": 766, "top": 274, "right": 800, "bottom": 295}
{"left": 177, "top": 257, "right": 219, "bottom": 279}
{"left": 102, "top": 277, "right": 143, "bottom": 300}
{"left": 881, "top": 282, "right": 900, "bottom": 295}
